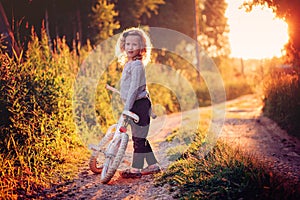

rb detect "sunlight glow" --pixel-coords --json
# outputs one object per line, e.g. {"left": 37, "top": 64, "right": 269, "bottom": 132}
{"left": 225, "top": 0, "right": 289, "bottom": 59}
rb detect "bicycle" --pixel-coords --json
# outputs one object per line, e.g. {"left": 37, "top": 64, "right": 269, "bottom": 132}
{"left": 88, "top": 84, "right": 140, "bottom": 183}
{"left": 89, "top": 110, "right": 139, "bottom": 183}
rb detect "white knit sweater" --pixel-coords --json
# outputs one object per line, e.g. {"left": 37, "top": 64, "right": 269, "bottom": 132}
{"left": 120, "top": 60, "right": 148, "bottom": 110}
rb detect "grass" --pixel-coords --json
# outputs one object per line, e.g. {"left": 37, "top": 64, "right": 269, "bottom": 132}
{"left": 155, "top": 105, "right": 299, "bottom": 200}
{"left": 0, "top": 28, "right": 90, "bottom": 199}
{"left": 156, "top": 140, "right": 299, "bottom": 199}
{"left": 0, "top": 133, "right": 89, "bottom": 199}
{"left": 263, "top": 68, "right": 300, "bottom": 139}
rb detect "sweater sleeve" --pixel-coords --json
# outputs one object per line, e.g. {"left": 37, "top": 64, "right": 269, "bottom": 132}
{"left": 124, "top": 61, "right": 144, "bottom": 110}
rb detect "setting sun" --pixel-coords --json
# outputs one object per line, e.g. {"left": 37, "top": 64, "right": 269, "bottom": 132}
{"left": 225, "top": 0, "right": 289, "bottom": 59}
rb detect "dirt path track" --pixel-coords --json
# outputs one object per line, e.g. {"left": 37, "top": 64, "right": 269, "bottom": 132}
{"left": 222, "top": 95, "right": 300, "bottom": 186}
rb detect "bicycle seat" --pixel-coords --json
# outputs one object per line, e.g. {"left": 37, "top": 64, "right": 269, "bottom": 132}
{"left": 122, "top": 110, "right": 139, "bottom": 123}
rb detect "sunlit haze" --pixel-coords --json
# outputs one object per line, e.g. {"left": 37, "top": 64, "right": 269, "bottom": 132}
{"left": 225, "top": 0, "right": 289, "bottom": 59}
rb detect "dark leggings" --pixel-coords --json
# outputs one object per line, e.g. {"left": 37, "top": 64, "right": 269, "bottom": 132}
{"left": 130, "top": 98, "right": 158, "bottom": 169}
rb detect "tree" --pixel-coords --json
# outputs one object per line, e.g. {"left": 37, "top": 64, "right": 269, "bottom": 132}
{"left": 243, "top": 0, "right": 300, "bottom": 69}
{"left": 199, "top": 0, "right": 230, "bottom": 57}
{"left": 1, "top": 0, "right": 87, "bottom": 50}
{"left": 89, "top": 0, "right": 120, "bottom": 45}
{"left": 147, "top": 0, "right": 230, "bottom": 57}
{"left": 0, "top": 0, "right": 165, "bottom": 50}
{"left": 113, "top": 0, "right": 165, "bottom": 30}
{"left": 147, "top": 0, "right": 195, "bottom": 38}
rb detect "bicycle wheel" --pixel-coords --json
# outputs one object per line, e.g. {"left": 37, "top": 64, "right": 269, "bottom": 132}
{"left": 89, "top": 125, "right": 116, "bottom": 174}
{"left": 100, "top": 133, "right": 129, "bottom": 183}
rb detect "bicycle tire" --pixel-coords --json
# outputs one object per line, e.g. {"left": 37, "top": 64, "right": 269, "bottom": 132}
{"left": 89, "top": 125, "right": 116, "bottom": 174}
{"left": 100, "top": 133, "right": 129, "bottom": 183}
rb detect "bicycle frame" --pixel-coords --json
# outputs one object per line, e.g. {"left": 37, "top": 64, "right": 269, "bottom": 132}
{"left": 100, "top": 115, "right": 128, "bottom": 179}
{"left": 89, "top": 110, "right": 139, "bottom": 183}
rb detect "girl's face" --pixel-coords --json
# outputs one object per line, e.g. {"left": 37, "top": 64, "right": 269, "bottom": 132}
{"left": 124, "top": 35, "right": 141, "bottom": 60}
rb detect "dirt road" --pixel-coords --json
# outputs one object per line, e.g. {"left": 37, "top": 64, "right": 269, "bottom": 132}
{"left": 44, "top": 94, "right": 300, "bottom": 199}
{"left": 223, "top": 95, "right": 300, "bottom": 185}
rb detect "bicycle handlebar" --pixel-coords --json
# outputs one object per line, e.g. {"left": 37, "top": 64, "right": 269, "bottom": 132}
{"left": 106, "top": 84, "right": 120, "bottom": 94}
{"left": 122, "top": 110, "right": 139, "bottom": 123}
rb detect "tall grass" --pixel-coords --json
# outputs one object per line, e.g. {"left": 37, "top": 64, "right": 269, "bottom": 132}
{"left": 263, "top": 68, "right": 300, "bottom": 138}
{"left": 0, "top": 28, "right": 88, "bottom": 199}
{"left": 156, "top": 140, "right": 299, "bottom": 199}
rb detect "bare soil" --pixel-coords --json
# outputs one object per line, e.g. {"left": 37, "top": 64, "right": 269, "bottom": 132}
{"left": 43, "top": 94, "right": 300, "bottom": 199}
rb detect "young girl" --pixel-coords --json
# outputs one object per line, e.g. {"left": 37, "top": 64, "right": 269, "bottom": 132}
{"left": 115, "top": 27, "right": 160, "bottom": 178}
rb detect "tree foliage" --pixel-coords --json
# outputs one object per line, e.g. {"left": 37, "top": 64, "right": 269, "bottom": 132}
{"left": 113, "top": 0, "right": 165, "bottom": 30}
{"left": 89, "top": 0, "right": 120, "bottom": 45}
{"left": 0, "top": 0, "right": 165, "bottom": 48}
{"left": 200, "top": 0, "right": 230, "bottom": 56}
{"left": 243, "top": 0, "right": 300, "bottom": 68}
{"left": 1, "top": 0, "right": 229, "bottom": 57}
{"left": 148, "top": 0, "right": 230, "bottom": 57}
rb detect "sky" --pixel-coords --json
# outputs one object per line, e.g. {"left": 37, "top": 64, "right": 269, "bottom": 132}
{"left": 225, "top": 0, "right": 289, "bottom": 59}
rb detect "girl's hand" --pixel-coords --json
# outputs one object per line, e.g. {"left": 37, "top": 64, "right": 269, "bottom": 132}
{"left": 106, "top": 84, "right": 120, "bottom": 95}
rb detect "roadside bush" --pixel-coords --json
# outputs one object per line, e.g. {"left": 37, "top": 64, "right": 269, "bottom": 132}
{"left": 0, "top": 29, "right": 87, "bottom": 199}
{"left": 225, "top": 79, "right": 253, "bottom": 100}
{"left": 263, "top": 68, "right": 300, "bottom": 138}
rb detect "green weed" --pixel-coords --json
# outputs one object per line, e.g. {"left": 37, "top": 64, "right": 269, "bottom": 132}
{"left": 156, "top": 141, "right": 298, "bottom": 199}
{"left": 0, "top": 28, "right": 89, "bottom": 199}
{"left": 263, "top": 68, "right": 300, "bottom": 138}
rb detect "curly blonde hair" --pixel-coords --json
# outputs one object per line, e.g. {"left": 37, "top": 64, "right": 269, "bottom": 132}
{"left": 115, "top": 27, "right": 152, "bottom": 66}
